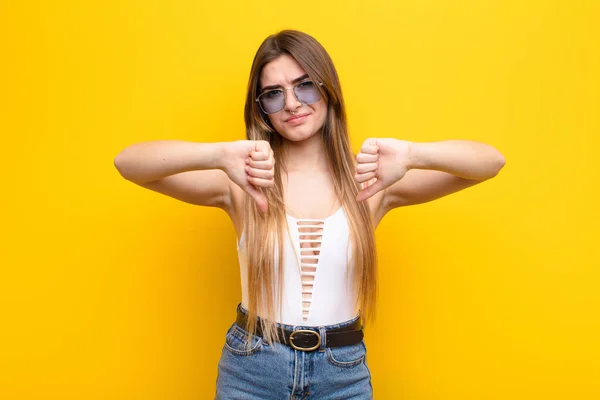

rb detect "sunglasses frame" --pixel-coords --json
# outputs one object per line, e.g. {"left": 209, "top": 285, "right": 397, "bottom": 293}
{"left": 256, "top": 80, "right": 324, "bottom": 114}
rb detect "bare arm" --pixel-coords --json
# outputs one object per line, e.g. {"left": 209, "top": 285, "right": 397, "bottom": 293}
{"left": 113, "top": 140, "right": 275, "bottom": 213}
{"left": 355, "top": 139, "right": 506, "bottom": 211}
{"left": 114, "top": 140, "right": 233, "bottom": 209}
{"left": 114, "top": 140, "right": 226, "bottom": 183}
{"left": 384, "top": 140, "right": 505, "bottom": 209}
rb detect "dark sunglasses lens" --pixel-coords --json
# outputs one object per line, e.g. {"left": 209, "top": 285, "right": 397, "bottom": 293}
{"left": 259, "top": 90, "right": 284, "bottom": 114}
{"left": 295, "top": 81, "right": 321, "bottom": 104}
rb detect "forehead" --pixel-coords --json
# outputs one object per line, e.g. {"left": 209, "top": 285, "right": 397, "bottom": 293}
{"left": 260, "top": 54, "right": 307, "bottom": 87}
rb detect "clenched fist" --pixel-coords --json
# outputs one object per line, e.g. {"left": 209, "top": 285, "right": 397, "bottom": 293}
{"left": 355, "top": 138, "right": 412, "bottom": 202}
{"left": 222, "top": 140, "right": 275, "bottom": 213}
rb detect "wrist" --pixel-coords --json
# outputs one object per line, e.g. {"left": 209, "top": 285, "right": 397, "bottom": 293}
{"left": 212, "top": 142, "right": 230, "bottom": 171}
{"left": 405, "top": 141, "right": 421, "bottom": 170}
{"left": 406, "top": 141, "right": 432, "bottom": 170}
{"left": 189, "top": 141, "right": 229, "bottom": 171}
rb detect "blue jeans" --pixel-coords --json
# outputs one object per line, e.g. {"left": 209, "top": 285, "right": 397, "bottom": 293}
{"left": 215, "top": 304, "right": 373, "bottom": 399}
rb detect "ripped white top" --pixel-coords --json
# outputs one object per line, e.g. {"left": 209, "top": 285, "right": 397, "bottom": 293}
{"left": 236, "top": 206, "right": 360, "bottom": 326}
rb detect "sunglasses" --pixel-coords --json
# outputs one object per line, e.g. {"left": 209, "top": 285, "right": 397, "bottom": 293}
{"left": 256, "top": 80, "right": 324, "bottom": 114}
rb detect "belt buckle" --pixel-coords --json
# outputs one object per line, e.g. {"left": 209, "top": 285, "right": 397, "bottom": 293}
{"left": 289, "top": 329, "right": 321, "bottom": 352}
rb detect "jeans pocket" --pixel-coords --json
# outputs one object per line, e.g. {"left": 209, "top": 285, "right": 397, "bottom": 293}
{"left": 325, "top": 339, "right": 366, "bottom": 368}
{"left": 223, "top": 323, "right": 264, "bottom": 356}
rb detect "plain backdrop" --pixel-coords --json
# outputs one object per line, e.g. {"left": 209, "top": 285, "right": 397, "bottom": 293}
{"left": 1, "top": 0, "right": 599, "bottom": 399}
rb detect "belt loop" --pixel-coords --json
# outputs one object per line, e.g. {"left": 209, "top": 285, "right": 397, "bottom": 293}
{"left": 318, "top": 326, "right": 326, "bottom": 352}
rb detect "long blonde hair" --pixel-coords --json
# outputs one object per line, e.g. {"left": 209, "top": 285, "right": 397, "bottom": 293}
{"left": 242, "top": 30, "right": 377, "bottom": 345}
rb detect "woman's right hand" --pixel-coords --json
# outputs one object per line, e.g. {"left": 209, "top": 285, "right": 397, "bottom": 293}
{"left": 221, "top": 140, "right": 275, "bottom": 213}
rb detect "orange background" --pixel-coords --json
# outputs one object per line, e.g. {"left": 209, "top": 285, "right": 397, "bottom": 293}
{"left": 1, "top": 0, "right": 599, "bottom": 398}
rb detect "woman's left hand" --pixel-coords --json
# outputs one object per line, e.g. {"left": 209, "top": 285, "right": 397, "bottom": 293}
{"left": 355, "top": 138, "right": 413, "bottom": 202}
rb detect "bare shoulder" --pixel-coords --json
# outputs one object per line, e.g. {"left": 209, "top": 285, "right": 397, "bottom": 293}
{"left": 226, "top": 182, "right": 385, "bottom": 238}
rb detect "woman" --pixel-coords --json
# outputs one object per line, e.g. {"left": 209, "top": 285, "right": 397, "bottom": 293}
{"left": 114, "top": 30, "right": 505, "bottom": 399}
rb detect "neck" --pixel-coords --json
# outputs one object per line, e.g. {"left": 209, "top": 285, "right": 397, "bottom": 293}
{"left": 281, "top": 132, "right": 329, "bottom": 173}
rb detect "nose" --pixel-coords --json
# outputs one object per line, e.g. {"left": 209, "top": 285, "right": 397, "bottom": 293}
{"left": 282, "top": 88, "right": 302, "bottom": 112}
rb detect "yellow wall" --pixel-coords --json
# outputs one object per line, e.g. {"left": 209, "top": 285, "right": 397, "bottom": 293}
{"left": 2, "top": 0, "right": 599, "bottom": 398}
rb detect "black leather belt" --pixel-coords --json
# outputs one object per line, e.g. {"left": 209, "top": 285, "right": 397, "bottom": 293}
{"left": 235, "top": 304, "right": 364, "bottom": 352}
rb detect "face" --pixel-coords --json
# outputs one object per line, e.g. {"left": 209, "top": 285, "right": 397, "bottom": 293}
{"left": 259, "top": 54, "right": 328, "bottom": 142}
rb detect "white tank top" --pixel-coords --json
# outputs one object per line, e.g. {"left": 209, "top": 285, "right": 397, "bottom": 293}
{"left": 236, "top": 206, "right": 360, "bottom": 326}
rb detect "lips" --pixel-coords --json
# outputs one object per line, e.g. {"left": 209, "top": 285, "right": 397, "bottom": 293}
{"left": 285, "top": 113, "right": 310, "bottom": 122}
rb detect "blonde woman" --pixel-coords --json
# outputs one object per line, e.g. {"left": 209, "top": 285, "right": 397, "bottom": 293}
{"left": 114, "top": 30, "right": 505, "bottom": 399}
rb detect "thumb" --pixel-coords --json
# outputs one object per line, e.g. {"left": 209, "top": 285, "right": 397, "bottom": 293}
{"left": 356, "top": 179, "right": 386, "bottom": 202}
{"left": 244, "top": 183, "right": 269, "bottom": 214}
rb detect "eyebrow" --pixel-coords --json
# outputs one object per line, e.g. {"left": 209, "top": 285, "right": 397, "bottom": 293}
{"left": 260, "top": 74, "right": 310, "bottom": 92}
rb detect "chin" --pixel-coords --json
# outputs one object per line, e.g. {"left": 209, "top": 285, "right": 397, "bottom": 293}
{"left": 280, "top": 126, "right": 320, "bottom": 142}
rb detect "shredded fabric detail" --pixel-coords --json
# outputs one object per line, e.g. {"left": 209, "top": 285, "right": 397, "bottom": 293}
{"left": 294, "top": 219, "right": 325, "bottom": 322}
